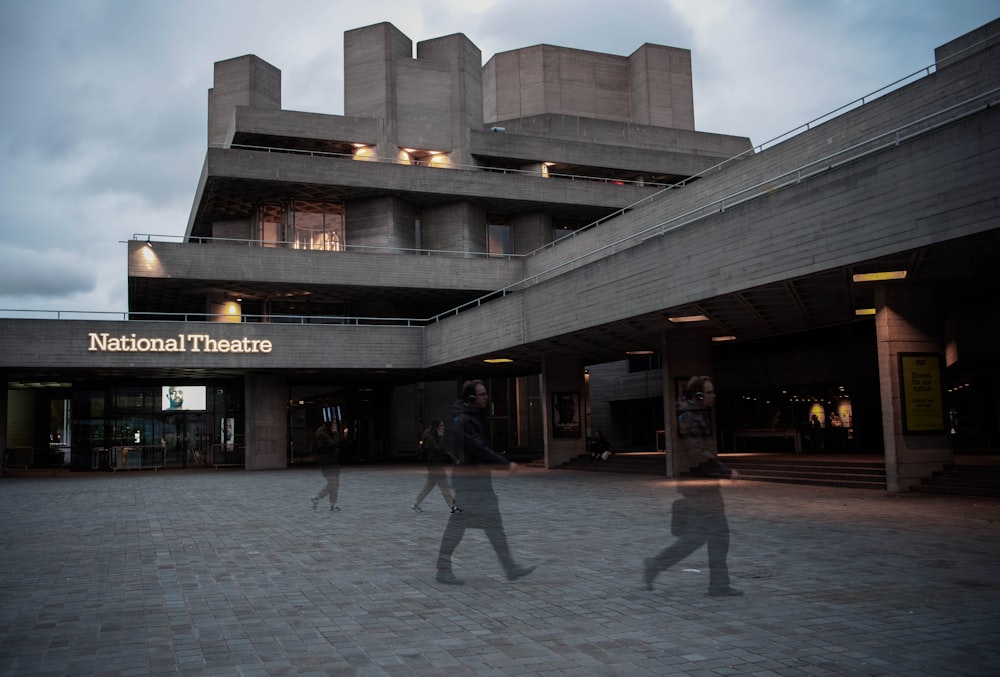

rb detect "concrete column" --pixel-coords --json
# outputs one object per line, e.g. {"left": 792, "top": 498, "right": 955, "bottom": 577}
{"left": 344, "top": 23, "right": 412, "bottom": 160}
{"left": 244, "top": 373, "right": 288, "bottom": 470}
{"left": 628, "top": 44, "right": 694, "bottom": 130}
{"left": 661, "top": 331, "right": 715, "bottom": 477}
{"left": 416, "top": 33, "right": 483, "bottom": 167}
{"left": 421, "top": 202, "right": 486, "bottom": 253}
{"left": 875, "top": 285, "right": 952, "bottom": 492}
{"left": 512, "top": 212, "right": 553, "bottom": 254}
{"left": 541, "top": 354, "right": 586, "bottom": 468}
{"left": 345, "top": 196, "right": 417, "bottom": 250}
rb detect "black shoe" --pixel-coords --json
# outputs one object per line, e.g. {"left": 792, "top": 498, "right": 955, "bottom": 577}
{"left": 436, "top": 571, "right": 464, "bottom": 585}
{"left": 329, "top": 505, "right": 341, "bottom": 512}
{"left": 411, "top": 504, "right": 422, "bottom": 513}
{"left": 707, "top": 586, "right": 743, "bottom": 597}
{"left": 642, "top": 557, "right": 656, "bottom": 590}
{"left": 450, "top": 505, "right": 463, "bottom": 514}
{"left": 506, "top": 564, "right": 536, "bottom": 581}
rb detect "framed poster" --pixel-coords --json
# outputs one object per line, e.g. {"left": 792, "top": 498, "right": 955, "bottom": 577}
{"left": 898, "top": 353, "right": 945, "bottom": 434}
{"left": 221, "top": 417, "right": 235, "bottom": 451}
{"left": 552, "top": 392, "right": 581, "bottom": 438}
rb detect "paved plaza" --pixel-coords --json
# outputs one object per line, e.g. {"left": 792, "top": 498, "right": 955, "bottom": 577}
{"left": 1, "top": 464, "right": 999, "bottom": 676}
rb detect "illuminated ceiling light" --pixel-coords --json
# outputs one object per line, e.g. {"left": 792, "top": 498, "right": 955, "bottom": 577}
{"left": 626, "top": 350, "right": 654, "bottom": 355}
{"left": 852, "top": 270, "right": 908, "bottom": 282}
{"left": 667, "top": 314, "right": 709, "bottom": 323}
{"left": 484, "top": 357, "right": 513, "bottom": 364}
{"left": 855, "top": 308, "right": 877, "bottom": 316}
{"left": 712, "top": 335, "right": 737, "bottom": 342}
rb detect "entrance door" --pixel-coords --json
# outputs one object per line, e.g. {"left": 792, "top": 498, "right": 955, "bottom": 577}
{"left": 163, "top": 414, "right": 208, "bottom": 468}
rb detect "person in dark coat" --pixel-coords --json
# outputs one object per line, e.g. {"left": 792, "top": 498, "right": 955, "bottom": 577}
{"left": 435, "top": 380, "right": 535, "bottom": 585}
{"left": 412, "top": 419, "right": 461, "bottom": 513}
{"left": 310, "top": 420, "right": 342, "bottom": 511}
{"left": 643, "top": 375, "right": 742, "bottom": 596}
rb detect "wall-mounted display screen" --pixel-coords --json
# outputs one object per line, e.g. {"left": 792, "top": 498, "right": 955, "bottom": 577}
{"left": 162, "top": 385, "right": 207, "bottom": 412}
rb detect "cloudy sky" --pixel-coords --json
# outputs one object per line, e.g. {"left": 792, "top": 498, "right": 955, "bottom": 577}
{"left": 0, "top": 0, "right": 996, "bottom": 315}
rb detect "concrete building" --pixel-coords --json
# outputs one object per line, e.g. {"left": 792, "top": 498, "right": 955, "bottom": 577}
{"left": 2, "top": 20, "right": 998, "bottom": 492}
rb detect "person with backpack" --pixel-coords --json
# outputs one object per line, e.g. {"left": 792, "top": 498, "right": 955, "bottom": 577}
{"left": 411, "top": 419, "right": 461, "bottom": 513}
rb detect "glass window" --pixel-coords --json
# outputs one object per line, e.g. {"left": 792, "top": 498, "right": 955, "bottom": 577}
{"left": 488, "top": 224, "right": 511, "bottom": 257}
{"left": 291, "top": 200, "right": 344, "bottom": 251}
{"left": 258, "top": 203, "right": 284, "bottom": 247}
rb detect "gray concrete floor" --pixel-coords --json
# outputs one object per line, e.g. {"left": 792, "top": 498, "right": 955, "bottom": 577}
{"left": 1, "top": 465, "right": 998, "bottom": 676}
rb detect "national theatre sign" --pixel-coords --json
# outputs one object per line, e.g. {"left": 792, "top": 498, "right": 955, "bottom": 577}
{"left": 88, "top": 332, "right": 273, "bottom": 354}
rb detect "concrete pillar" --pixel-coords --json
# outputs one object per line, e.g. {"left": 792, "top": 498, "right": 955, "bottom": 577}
{"left": 345, "top": 196, "right": 417, "bottom": 250}
{"left": 661, "top": 331, "right": 715, "bottom": 477}
{"left": 422, "top": 202, "right": 486, "bottom": 253}
{"left": 344, "top": 22, "right": 412, "bottom": 160}
{"left": 244, "top": 373, "right": 288, "bottom": 470}
{"left": 541, "top": 354, "right": 586, "bottom": 468}
{"left": 208, "top": 55, "right": 281, "bottom": 147}
{"left": 875, "top": 285, "right": 952, "bottom": 492}
{"left": 416, "top": 33, "right": 483, "bottom": 168}
{"left": 628, "top": 44, "right": 694, "bottom": 130}
{"left": 512, "top": 212, "right": 553, "bottom": 254}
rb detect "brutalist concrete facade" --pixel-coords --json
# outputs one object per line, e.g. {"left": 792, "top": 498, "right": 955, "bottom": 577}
{"left": 2, "top": 20, "right": 998, "bottom": 490}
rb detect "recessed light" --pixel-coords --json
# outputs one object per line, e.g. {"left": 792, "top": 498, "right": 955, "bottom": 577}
{"left": 852, "top": 271, "right": 907, "bottom": 282}
{"left": 667, "top": 314, "right": 709, "bottom": 323}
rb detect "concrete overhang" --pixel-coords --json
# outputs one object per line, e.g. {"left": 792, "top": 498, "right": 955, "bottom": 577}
{"left": 186, "top": 147, "right": 654, "bottom": 238}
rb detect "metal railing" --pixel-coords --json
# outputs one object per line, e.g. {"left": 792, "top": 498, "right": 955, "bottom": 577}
{"left": 132, "top": 233, "right": 525, "bottom": 261}
{"left": 215, "top": 142, "right": 672, "bottom": 189}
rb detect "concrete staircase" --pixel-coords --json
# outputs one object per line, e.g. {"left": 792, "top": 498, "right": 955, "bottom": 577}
{"left": 552, "top": 452, "right": 888, "bottom": 490}
{"left": 719, "top": 456, "right": 886, "bottom": 490}
{"left": 550, "top": 452, "right": 1000, "bottom": 497}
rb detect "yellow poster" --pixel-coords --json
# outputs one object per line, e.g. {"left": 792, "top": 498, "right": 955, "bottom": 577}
{"left": 900, "top": 354, "right": 944, "bottom": 433}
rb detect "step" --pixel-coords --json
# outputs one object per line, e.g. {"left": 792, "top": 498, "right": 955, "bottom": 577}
{"left": 725, "top": 463, "right": 886, "bottom": 476}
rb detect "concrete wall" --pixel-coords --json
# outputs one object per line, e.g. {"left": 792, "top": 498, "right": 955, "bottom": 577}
{"left": 421, "top": 202, "right": 487, "bottom": 254}
{"left": 208, "top": 55, "right": 281, "bottom": 147}
{"left": 346, "top": 196, "right": 417, "bottom": 250}
{"left": 629, "top": 44, "right": 694, "bottom": 130}
{"left": 0, "top": 320, "right": 423, "bottom": 373}
{"left": 245, "top": 373, "right": 287, "bottom": 470}
{"left": 483, "top": 43, "right": 694, "bottom": 130}
{"left": 524, "top": 38, "right": 1000, "bottom": 278}
{"left": 876, "top": 285, "right": 952, "bottom": 491}
{"left": 129, "top": 240, "right": 522, "bottom": 296}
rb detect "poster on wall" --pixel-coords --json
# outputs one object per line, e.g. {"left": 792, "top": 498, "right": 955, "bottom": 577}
{"left": 899, "top": 353, "right": 945, "bottom": 433}
{"left": 552, "top": 392, "right": 581, "bottom": 438}
{"left": 222, "top": 417, "right": 235, "bottom": 451}
{"left": 161, "top": 385, "right": 207, "bottom": 412}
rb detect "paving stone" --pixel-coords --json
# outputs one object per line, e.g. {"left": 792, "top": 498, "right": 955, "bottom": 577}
{"left": 1, "top": 467, "right": 999, "bottom": 675}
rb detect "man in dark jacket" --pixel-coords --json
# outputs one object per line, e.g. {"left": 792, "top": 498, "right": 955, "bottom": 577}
{"left": 435, "top": 380, "right": 535, "bottom": 585}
